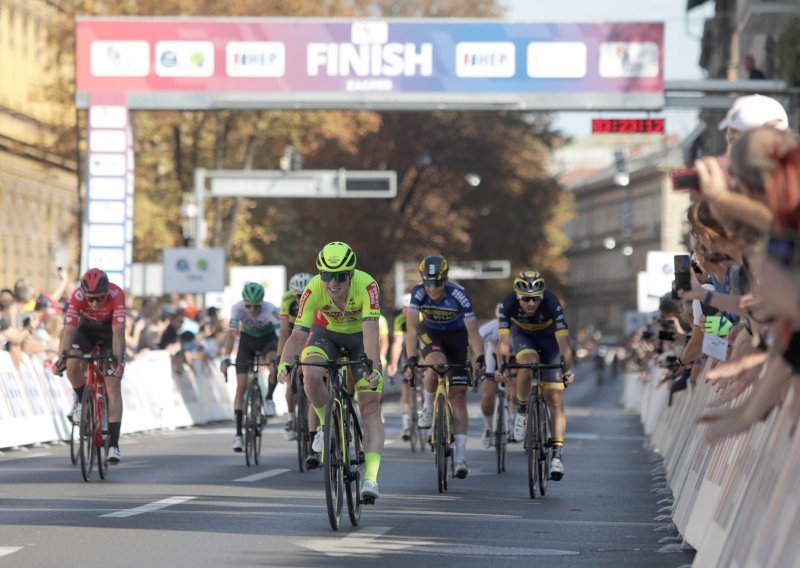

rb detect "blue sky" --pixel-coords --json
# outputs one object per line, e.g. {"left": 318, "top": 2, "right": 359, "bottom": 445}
{"left": 503, "top": 0, "right": 716, "bottom": 137}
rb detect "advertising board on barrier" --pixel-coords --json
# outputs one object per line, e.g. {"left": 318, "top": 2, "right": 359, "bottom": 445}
{"left": 163, "top": 248, "right": 226, "bottom": 293}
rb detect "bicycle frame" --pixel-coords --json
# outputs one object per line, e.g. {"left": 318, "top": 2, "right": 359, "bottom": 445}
{"left": 295, "top": 352, "right": 372, "bottom": 531}
{"left": 63, "top": 348, "right": 115, "bottom": 482}
{"left": 491, "top": 374, "right": 508, "bottom": 474}
{"left": 504, "top": 359, "right": 565, "bottom": 498}
{"left": 406, "top": 362, "right": 472, "bottom": 493}
{"left": 243, "top": 351, "right": 265, "bottom": 467}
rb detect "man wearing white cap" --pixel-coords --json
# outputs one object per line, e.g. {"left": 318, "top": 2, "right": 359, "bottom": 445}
{"left": 718, "top": 94, "right": 789, "bottom": 148}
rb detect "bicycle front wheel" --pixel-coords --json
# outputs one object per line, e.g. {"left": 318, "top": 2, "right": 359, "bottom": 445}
{"left": 323, "top": 399, "right": 344, "bottom": 530}
{"left": 527, "top": 401, "right": 540, "bottom": 499}
{"left": 494, "top": 397, "right": 506, "bottom": 474}
{"left": 538, "top": 399, "right": 552, "bottom": 497}
{"left": 79, "top": 389, "right": 95, "bottom": 482}
{"left": 345, "top": 404, "right": 363, "bottom": 526}
{"left": 244, "top": 385, "right": 256, "bottom": 467}
{"left": 96, "top": 395, "right": 108, "bottom": 480}
{"left": 408, "top": 385, "right": 419, "bottom": 453}
{"left": 69, "top": 418, "right": 78, "bottom": 465}
{"left": 434, "top": 393, "right": 448, "bottom": 493}
{"left": 295, "top": 381, "right": 309, "bottom": 472}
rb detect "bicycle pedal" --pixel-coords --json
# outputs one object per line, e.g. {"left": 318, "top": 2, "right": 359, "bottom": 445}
{"left": 357, "top": 451, "right": 365, "bottom": 464}
{"left": 361, "top": 496, "right": 375, "bottom": 505}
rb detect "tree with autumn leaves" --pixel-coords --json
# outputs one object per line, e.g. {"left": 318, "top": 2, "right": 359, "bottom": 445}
{"left": 42, "top": 0, "right": 572, "bottom": 317}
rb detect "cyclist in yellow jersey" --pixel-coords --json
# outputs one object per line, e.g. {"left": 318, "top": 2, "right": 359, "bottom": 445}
{"left": 279, "top": 272, "right": 313, "bottom": 442}
{"left": 277, "top": 242, "right": 384, "bottom": 500}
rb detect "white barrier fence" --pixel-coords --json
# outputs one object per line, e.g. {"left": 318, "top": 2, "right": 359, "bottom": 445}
{"left": 624, "top": 364, "right": 800, "bottom": 567}
{"left": 0, "top": 350, "right": 244, "bottom": 449}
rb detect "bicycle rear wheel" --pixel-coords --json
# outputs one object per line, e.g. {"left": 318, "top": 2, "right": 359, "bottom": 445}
{"left": 345, "top": 404, "right": 363, "bottom": 526}
{"left": 434, "top": 393, "right": 447, "bottom": 493}
{"left": 295, "top": 380, "right": 309, "bottom": 472}
{"left": 526, "top": 401, "right": 540, "bottom": 499}
{"left": 538, "top": 399, "right": 552, "bottom": 497}
{"left": 79, "top": 389, "right": 95, "bottom": 482}
{"left": 323, "top": 399, "right": 344, "bottom": 530}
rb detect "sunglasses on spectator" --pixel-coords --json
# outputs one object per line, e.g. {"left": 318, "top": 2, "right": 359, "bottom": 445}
{"left": 244, "top": 304, "right": 260, "bottom": 310}
{"left": 86, "top": 294, "right": 106, "bottom": 304}
{"left": 320, "top": 271, "right": 351, "bottom": 283}
{"left": 423, "top": 279, "right": 445, "bottom": 287}
{"left": 517, "top": 295, "right": 543, "bottom": 303}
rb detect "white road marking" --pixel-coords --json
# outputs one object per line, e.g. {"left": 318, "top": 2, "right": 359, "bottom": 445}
{"left": 0, "top": 547, "right": 22, "bottom": 558}
{"left": 300, "top": 526, "right": 400, "bottom": 557}
{"left": 101, "top": 496, "right": 195, "bottom": 518}
{"left": 233, "top": 468, "right": 289, "bottom": 483}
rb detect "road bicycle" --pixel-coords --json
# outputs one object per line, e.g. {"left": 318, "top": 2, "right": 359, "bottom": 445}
{"left": 243, "top": 351, "right": 267, "bottom": 467}
{"left": 405, "top": 362, "right": 472, "bottom": 493}
{"left": 294, "top": 350, "right": 372, "bottom": 531}
{"left": 290, "top": 364, "right": 313, "bottom": 472}
{"left": 62, "top": 348, "right": 116, "bottom": 482}
{"left": 503, "top": 357, "right": 566, "bottom": 499}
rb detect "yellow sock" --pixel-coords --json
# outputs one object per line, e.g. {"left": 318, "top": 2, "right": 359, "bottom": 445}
{"left": 365, "top": 452, "right": 381, "bottom": 481}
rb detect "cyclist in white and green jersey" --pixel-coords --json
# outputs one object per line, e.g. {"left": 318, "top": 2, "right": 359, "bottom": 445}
{"left": 221, "top": 282, "right": 280, "bottom": 453}
{"left": 276, "top": 242, "right": 384, "bottom": 500}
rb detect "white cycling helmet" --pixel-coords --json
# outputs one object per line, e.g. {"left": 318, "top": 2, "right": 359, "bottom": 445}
{"left": 289, "top": 272, "right": 313, "bottom": 294}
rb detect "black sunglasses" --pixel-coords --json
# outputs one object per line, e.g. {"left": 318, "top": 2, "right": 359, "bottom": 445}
{"left": 518, "top": 296, "right": 542, "bottom": 303}
{"left": 244, "top": 304, "right": 260, "bottom": 310}
{"left": 320, "top": 271, "right": 351, "bottom": 283}
{"left": 423, "top": 279, "right": 445, "bottom": 287}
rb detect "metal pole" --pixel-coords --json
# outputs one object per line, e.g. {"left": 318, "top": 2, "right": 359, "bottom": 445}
{"left": 194, "top": 168, "right": 206, "bottom": 249}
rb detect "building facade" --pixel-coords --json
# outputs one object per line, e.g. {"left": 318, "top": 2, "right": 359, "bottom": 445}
{"left": 0, "top": 0, "right": 78, "bottom": 291}
{"left": 562, "top": 144, "right": 689, "bottom": 338}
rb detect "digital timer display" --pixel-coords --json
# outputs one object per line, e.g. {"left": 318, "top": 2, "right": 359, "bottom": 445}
{"left": 591, "top": 118, "right": 665, "bottom": 134}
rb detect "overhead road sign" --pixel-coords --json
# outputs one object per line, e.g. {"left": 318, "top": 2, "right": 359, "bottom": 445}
{"left": 76, "top": 18, "right": 664, "bottom": 111}
{"left": 207, "top": 169, "right": 397, "bottom": 199}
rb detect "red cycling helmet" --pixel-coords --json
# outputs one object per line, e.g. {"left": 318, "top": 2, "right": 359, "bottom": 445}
{"left": 80, "top": 268, "right": 109, "bottom": 295}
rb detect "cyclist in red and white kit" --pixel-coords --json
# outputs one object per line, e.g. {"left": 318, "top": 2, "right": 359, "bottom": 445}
{"left": 54, "top": 268, "right": 127, "bottom": 464}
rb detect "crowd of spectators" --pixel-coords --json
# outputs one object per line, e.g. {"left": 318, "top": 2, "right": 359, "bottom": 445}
{"left": 623, "top": 93, "right": 800, "bottom": 441}
{"left": 0, "top": 269, "right": 230, "bottom": 376}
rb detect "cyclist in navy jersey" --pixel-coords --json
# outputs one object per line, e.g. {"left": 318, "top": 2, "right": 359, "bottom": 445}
{"left": 495, "top": 271, "right": 575, "bottom": 480}
{"left": 404, "top": 255, "right": 485, "bottom": 479}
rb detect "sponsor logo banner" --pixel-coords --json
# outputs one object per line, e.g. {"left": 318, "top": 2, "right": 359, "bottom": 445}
{"left": 599, "top": 42, "right": 660, "bottom": 78}
{"left": 366, "top": 281, "right": 380, "bottom": 310}
{"left": 455, "top": 42, "right": 515, "bottom": 78}
{"left": 226, "top": 42, "right": 286, "bottom": 77}
{"left": 90, "top": 41, "right": 150, "bottom": 77}
{"left": 527, "top": 42, "right": 586, "bottom": 78}
{"left": 155, "top": 41, "right": 215, "bottom": 77}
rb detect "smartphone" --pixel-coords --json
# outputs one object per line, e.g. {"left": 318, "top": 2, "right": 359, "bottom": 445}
{"left": 671, "top": 168, "right": 699, "bottom": 192}
{"left": 674, "top": 254, "right": 692, "bottom": 291}
{"left": 765, "top": 230, "right": 800, "bottom": 268}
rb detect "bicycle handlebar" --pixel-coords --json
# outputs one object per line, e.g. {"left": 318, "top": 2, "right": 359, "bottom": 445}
{"left": 292, "top": 353, "right": 373, "bottom": 374}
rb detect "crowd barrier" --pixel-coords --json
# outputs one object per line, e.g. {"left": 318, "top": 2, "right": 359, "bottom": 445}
{"left": 0, "top": 350, "right": 239, "bottom": 449}
{"left": 624, "top": 360, "right": 800, "bottom": 567}
{"left": 0, "top": 348, "right": 399, "bottom": 451}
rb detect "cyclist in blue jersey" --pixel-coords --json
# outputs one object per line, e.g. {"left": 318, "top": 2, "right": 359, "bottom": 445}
{"left": 495, "top": 271, "right": 575, "bottom": 480}
{"left": 221, "top": 283, "right": 280, "bottom": 452}
{"left": 404, "top": 255, "right": 485, "bottom": 479}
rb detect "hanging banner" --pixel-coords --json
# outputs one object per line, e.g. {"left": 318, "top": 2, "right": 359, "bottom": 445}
{"left": 76, "top": 18, "right": 664, "bottom": 111}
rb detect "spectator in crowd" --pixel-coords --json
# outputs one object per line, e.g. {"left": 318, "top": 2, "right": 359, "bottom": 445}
{"left": 687, "top": 123, "right": 800, "bottom": 440}
{"left": 0, "top": 288, "right": 15, "bottom": 335}
{"left": 743, "top": 54, "right": 766, "bottom": 80}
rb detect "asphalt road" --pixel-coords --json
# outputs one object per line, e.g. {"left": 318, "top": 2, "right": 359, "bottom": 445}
{"left": 0, "top": 363, "right": 694, "bottom": 567}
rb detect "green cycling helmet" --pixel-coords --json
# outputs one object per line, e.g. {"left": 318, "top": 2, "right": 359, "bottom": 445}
{"left": 242, "top": 282, "right": 265, "bottom": 304}
{"left": 316, "top": 241, "right": 357, "bottom": 272}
